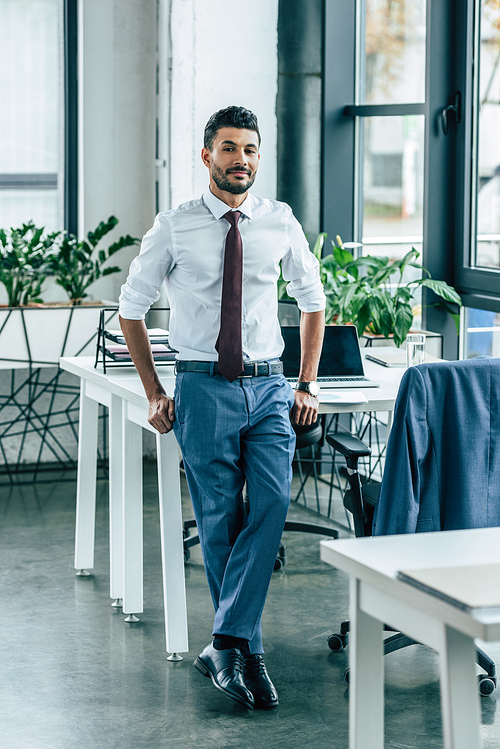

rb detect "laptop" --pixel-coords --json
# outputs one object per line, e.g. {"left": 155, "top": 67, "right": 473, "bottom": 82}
{"left": 281, "top": 325, "right": 380, "bottom": 388}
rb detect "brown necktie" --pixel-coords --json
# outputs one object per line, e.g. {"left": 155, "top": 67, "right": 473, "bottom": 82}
{"left": 215, "top": 210, "right": 244, "bottom": 382}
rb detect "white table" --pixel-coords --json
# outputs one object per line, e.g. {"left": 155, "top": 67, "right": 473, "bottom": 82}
{"left": 319, "top": 347, "right": 407, "bottom": 419}
{"left": 320, "top": 527, "right": 500, "bottom": 749}
{"left": 59, "top": 353, "right": 404, "bottom": 660}
{"left": 60, "top": 356, "right": 187, "bottom": 660}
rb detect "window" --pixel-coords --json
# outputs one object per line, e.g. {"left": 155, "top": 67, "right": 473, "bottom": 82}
{"left": 360, "top": 115, "right": 424, "bottom": 257}
{"left": 362, "top": 0, "right": 426, "bottom": 106}
{"left": 0, "top": 0, "right": 76, "bottom": 232}
{"left": 464, "top": 307, "right": 500, "bottom": 358}
{"left": 322, "top": 0, "right": 500, "bottom": 358}
{"left": 470, "top": 0, "right": 500, "bottom": 273}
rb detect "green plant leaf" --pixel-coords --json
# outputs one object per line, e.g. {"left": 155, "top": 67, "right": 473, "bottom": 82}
{"left": 428, "top": 301, "right": 462, "bottom": 334}
{"left": 87, "top": 215, "right": 118, "bottom": 247}
{"left": 397, "top": 247, "right": 420, "bottom": 277}
{"left": 311, "top": 232, "right": 327, "bottom": 260}
{"left": 107, "top": 234, "right": 139, "bottom": 255}
{"left": 355, "top": 301, "right": 372, "bottom": 338}
{"left": 332, "top": 244, "right": 355, "bottom": 268}
{"left": 101, "top": 265, "right": 122, "bottom": 276}
{"left": 421, "top": 278, "right": 462, "bottom": 305}
{"left": 397, "top": 285, "right": 415, "bottom": 303}
{"left": 43, "top": 216, "right": 132, "bottom": 302}
{"left": 393, "top": 304, "right": 415, "bottom": 347}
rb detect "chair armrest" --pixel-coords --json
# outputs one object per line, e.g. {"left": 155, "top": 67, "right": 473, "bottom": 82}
{"left": 327, "top": 431, "right": 375, "bottom": 536}
{"left": 326, "top": 432, "right": 371, "bottom": 461}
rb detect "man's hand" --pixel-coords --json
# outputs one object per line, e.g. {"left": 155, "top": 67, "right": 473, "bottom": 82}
{"left": 148, "top": 393, "right": 176, "bottom": 434}
{"left": 119, "top": 317, "right": 176, "bottom": 434}
{"left": 291, "top": 389, "right": 319, "bottom": 427}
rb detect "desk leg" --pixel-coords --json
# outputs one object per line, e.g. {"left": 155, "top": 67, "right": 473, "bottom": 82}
{"left": 350, "top": 578, "right": 384, "bottom": 749}
{"left": 109, "top": 394, "right": 123, "bottom": 606}
{"left": 74, "top": 381, "right": 99, "bottom": 574}
{"left": 439, "top": 626, "right": 481, "bottom": 749}
{"left": 122, "top": 408, "right": 143, "bottom": 621}
{"left": 156, "top": 431, "right": 189, "bottom": 660}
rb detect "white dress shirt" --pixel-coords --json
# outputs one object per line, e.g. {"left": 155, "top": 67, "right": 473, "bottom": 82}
{"left": 119, "top": 190, "right": 325, "bottom": 362}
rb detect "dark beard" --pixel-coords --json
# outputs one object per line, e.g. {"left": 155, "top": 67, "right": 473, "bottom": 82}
{"left": 211, "top": 164, "right": 256, "bottom": 195}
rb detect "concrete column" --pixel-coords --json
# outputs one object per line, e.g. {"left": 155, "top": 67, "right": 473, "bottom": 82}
{"left": 165, "top": 0, "right": 279, "bottom": 208}
{"left": 277, "top": 0, "right": 323, "bottom": 238}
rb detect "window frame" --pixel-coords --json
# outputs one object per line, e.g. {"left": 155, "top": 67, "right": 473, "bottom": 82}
{"left": 0, "top": 0, "right": 77, "bottom": 234}
{"left": 454, "top": 0, "right": 500, "bottom": 313}
{"left": 322, "top": 0, "right": 500, "bottom": 359}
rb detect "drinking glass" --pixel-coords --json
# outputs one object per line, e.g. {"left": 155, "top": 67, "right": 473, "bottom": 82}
{"left": 406, "top": 334, "right": 426, "bottom": 367}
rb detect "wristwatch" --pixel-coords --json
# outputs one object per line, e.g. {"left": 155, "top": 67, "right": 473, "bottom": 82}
{"left": 295, "top": 381, "right": 320, "bottom": 397}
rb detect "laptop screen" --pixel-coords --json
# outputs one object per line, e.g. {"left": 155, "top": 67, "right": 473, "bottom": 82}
{"left": 281, "top": 325, "right": 365, "bottom": 378}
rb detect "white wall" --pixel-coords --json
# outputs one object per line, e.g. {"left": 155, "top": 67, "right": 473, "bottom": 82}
{"left": 77, "top": 0, "right": 279, "bottom": 304}
{"left": 77, "top": 0, "right": 157, "bottom": 304}
{"left": 159, "top": 0, "right": 279, "bottom": 211}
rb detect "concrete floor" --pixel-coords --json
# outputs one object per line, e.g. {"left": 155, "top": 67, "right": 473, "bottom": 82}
{"left": 1, "top": 463, "right": 499, "bottom": 749}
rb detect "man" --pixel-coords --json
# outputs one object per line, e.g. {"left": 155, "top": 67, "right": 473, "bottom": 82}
{"left": 119, "top": 106, "right": 325, "bottom": 710}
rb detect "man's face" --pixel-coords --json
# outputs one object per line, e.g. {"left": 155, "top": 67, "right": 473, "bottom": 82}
{"left": 202, "top": 127, "right": 260, "bottom": 197}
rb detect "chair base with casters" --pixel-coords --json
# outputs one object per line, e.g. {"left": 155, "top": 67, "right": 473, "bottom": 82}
{"left": 182, "top": 421, "right": 339, "bottom": 568}
{"left": 183, "top": 518, "right": 338, "bottom": 568}
{"left": 325, "top": 430, "right": 498, "bottom": 696}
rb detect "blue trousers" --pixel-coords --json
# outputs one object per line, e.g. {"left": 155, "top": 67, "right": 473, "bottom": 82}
{"left": 173, "top": 371, "right": 296, "bottom": 654}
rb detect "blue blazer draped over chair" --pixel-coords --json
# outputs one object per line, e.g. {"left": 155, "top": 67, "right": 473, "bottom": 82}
{"left": 372, "top": 357, "right": 500, "bottom": 536}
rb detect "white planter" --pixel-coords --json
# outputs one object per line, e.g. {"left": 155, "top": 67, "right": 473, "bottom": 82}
{"left": 0, "top": 302, "right": 119, "bottom": 368}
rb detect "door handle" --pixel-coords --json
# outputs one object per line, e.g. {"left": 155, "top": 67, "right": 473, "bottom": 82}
{"left": 441, "top": 92, "right": 461, "bottom": 135}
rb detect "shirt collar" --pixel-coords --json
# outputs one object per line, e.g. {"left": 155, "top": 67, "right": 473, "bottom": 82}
{"left": 203, "top": 189, "right": 253, "bottom": 221}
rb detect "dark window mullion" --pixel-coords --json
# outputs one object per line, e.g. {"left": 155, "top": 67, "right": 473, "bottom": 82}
{"left": 321, "top": 0, "right": 356, "bottom": 246}
{"left": 0, "top": 174, "right": 58, "bottom": 190}
{"left": 344, "top": 103, "right": 426, "bottom": 117}
{"left": 457, "top": 267, "right": 500, "bottom": 295}
{"left": 64, "top": 0, "right": 78, "bottom": 236}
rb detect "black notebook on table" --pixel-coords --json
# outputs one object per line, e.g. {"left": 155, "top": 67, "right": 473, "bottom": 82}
{"left": 281, "top": 324, "right": 380, "bottom": 389}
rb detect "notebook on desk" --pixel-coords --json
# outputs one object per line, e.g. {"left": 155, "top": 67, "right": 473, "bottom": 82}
{"left": 396, "top": 564, "right": 500, "bottom": 614}
{"left": 281, "top": 325, "right": 380, "bottom": 389}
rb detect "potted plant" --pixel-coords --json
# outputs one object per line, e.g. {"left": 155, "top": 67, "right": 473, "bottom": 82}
{"left": 45, "top": 215, "right": 138, "bottom": 305}
{"left": 0, "top": 217, "right": 139, "bottom": 365}
{"left": 279, "top": 233, "right": 462, "bottom": 348}
{"left": 0, "top": 222, "right": 59, "bottom": 307}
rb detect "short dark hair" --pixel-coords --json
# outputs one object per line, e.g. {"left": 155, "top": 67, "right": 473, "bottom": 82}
{"left": 203, "top": 106, "right": 261, "bottom": 151}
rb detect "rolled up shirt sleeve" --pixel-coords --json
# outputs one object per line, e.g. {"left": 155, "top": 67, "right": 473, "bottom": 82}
{"left": 280, "top": 209, "right": 326, "bottom": 312}
{"left": 118, "top": 213, "right": 175, "bottom": 320}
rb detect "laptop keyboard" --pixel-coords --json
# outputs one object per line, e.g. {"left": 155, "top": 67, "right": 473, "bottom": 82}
{"left": 287, "top": 374, "right": 379, "bottom": 389}
{"left": 318, "top": 376, "right": 369, "bottom": 382}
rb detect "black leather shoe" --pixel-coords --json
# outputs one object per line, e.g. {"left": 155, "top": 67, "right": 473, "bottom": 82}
{"left": 244, "top": 654, "right": 279, "bottom": 709}
{"left": 194, "top": 643, "right": 255, "bottom": 710}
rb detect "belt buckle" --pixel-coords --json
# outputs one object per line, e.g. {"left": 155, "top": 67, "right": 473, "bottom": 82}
{"left": 239, "top": 362, "right": 259, "bottom": 378}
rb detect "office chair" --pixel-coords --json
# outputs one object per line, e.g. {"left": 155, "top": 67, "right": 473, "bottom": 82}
{"left": 274, "top": 419, "right": 339, "bottom": 569}
{"left": 183, "top": 419, "right": 339, "bottom": 569}
{"left": 277, "top": 298, "right": 341, "bottom": 525}
{"left": 325, "top": 358, "right": 500, "bottom": 697}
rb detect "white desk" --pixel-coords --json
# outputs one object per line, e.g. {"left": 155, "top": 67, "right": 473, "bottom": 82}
{"left": 60, "top": 356, "right": 187, "bottom": 660}
{"left": 320, "top": 527, "right": 500, "bottom": 749}
{"left": 59, "top": 354, "right": 404, "bottom": 660}
{"left": 319, "top": 348, "right": 406, "bottom": 418}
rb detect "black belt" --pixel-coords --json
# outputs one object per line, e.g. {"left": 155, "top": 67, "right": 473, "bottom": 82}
{"left": 175, "top": 360, "right": 283, "bottom": 377}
